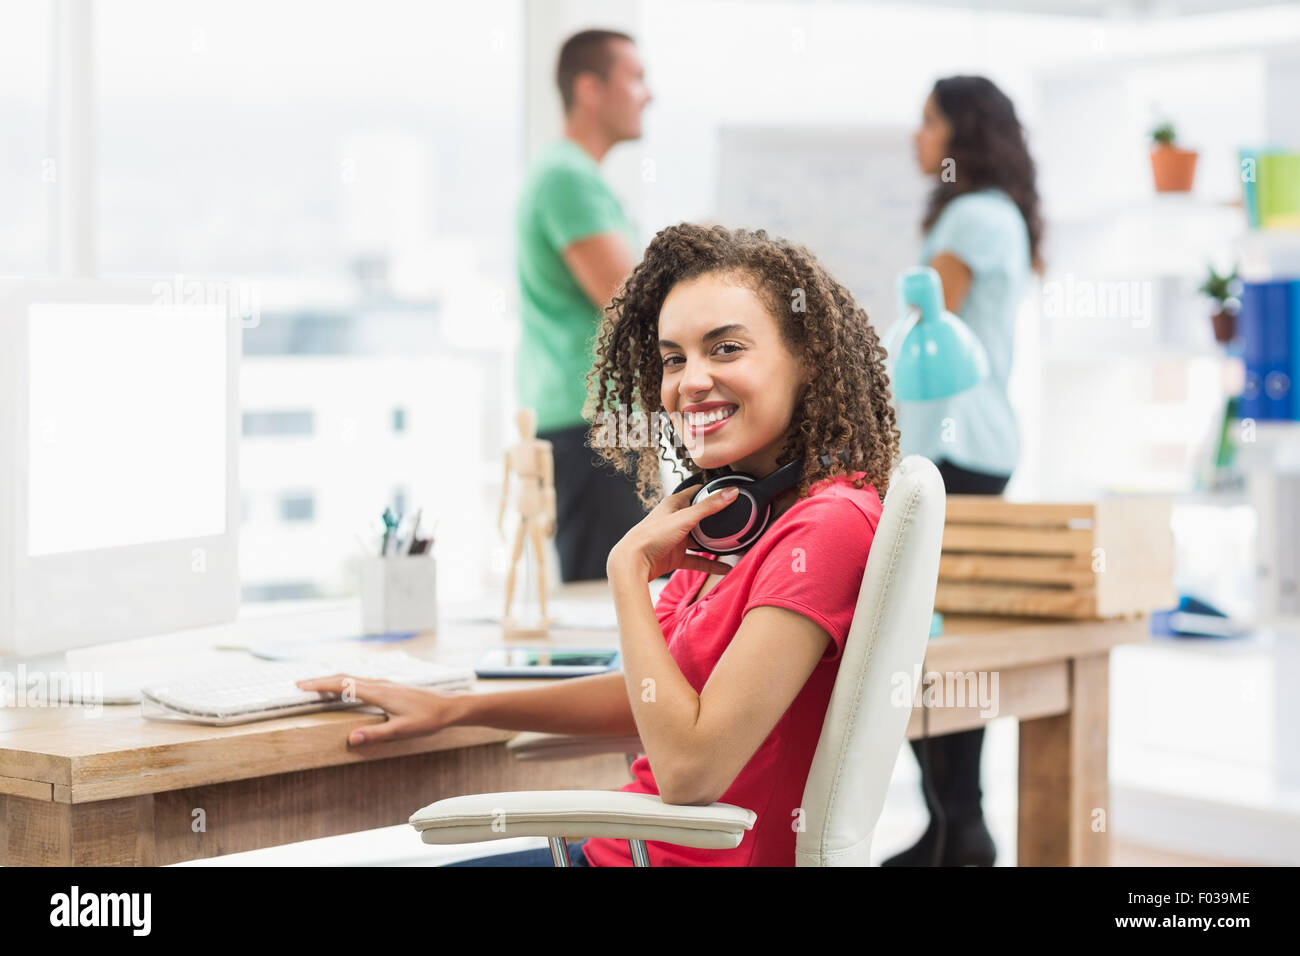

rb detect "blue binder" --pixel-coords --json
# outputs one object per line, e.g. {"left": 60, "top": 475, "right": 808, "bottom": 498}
{"left": 1292, "top": 280, "right": 1300, "bottom": 421}
{"left": 1239, "top": 280, "right": 1292, "bottom": 421}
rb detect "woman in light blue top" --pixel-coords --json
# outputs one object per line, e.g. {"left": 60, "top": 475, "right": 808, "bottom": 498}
{"left": 885, "top": 75, "right": 1044, "bottom": 867}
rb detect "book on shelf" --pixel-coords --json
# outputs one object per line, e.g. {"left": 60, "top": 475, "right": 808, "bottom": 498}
{"left": 1240, "top": 148, "right": 1300, "bottom": 230}
{"left": 1236, "top": 278, "right": 1299, "bottom": 422}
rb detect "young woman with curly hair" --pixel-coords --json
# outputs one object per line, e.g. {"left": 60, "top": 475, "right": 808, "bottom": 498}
{"left": 300, "top": 223, "right": 900, "bottom": 867}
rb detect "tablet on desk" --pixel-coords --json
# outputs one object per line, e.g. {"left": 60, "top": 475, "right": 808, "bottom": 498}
{"left": 474, "top": 647, "right": 620, "bottom": 678}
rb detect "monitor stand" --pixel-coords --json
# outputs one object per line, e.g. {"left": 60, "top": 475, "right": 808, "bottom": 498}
{"left": 0, "top": 649, "right": 138, "bottom": 712}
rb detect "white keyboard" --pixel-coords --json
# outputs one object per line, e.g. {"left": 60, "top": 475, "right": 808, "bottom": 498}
{"left": 139, "top": 652, "right": 474, "bottom": 726}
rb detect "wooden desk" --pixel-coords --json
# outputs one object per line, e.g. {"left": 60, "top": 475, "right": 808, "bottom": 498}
{"left": 905, "top": 612, "right": 1147, "bottom": 866}
{"left": 0, "top": 583, "right": 1145, "bottom": 866}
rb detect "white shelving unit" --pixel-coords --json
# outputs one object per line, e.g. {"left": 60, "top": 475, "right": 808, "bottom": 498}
{"left": 1021, "top": 18, "right": 1300, "bottom": 865}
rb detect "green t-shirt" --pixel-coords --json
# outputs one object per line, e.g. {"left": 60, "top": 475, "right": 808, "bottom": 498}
{"left": 515, "top": 138, "right": 639, "bottom": 433}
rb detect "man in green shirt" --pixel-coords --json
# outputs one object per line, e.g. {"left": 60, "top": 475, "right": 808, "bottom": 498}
{"left": 516, "top": 29, "right": 652, "bottom": 582}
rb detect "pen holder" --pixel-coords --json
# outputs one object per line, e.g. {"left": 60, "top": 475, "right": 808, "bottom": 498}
{"left": 359, "top": 555, "right": 438, "bottom": 635}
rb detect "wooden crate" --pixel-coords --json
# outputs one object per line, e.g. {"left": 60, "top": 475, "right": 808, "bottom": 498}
{"left": 935, "top": 496, "right": 1175, "bottom": 619}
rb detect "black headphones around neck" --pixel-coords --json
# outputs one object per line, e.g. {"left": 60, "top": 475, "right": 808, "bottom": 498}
{"left": 670, "top": 450, "right": 852, "bottom": 556}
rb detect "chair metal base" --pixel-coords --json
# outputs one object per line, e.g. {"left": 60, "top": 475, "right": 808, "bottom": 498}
{"left": 548, "top": 837, "right": 572, "bottom": 866}
{"left": 548, "top": 836, "right": 652, "bottom": 866}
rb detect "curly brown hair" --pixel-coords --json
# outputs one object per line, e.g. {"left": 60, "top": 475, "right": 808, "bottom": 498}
{"left": 581, "top": 222, "right": 900, "bottom": 510}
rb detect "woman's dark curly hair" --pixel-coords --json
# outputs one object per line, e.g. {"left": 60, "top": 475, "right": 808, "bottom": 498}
{"left": 581, "top": 222, "right": 900, "bottom": 511}
{"left": 923, "top": 75, "right": 1045, "bottom": 275}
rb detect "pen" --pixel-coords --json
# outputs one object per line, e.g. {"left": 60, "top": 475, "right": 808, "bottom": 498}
{"left": 381, "top": 507, "right": 398, "bottom": 557}
{"left": 406, "top": 508, "right": 423, "bottom": 555}
{"left": 392, "top": 509, "right": 413, "bottom": 555}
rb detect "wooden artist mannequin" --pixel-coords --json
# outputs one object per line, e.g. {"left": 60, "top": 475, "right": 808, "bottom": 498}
{"left": 498, "top": 407, "right": 557, "bottom": 637}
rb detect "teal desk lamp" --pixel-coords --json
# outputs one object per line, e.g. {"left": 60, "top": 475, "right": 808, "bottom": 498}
{"left": 885, "top": 266, "right": 990, "bottom": 401}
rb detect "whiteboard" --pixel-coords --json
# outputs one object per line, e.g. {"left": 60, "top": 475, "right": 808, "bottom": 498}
{"left": 715, "top": 125, "right": 930, "bottom": 330}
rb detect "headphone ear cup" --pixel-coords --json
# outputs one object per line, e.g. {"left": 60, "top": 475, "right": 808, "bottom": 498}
{"left": 742, "top": 505, "right": 776, "bottom": 547}
{"left": 693, "top": 475, "right": 763, "bottom": 553}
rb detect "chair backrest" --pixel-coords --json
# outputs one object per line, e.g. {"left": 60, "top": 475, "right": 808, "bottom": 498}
{"left": 795, "top": 455, "right": 945, "bottom": 866}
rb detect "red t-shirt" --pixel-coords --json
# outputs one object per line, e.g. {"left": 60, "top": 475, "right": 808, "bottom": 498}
{"left": 582, "top": 471, "right": 882, "bottom": 867}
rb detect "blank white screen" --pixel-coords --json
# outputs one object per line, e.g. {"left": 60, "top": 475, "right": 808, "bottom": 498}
{"left": 27, "top": 303, "right": 227, "bottom": 556}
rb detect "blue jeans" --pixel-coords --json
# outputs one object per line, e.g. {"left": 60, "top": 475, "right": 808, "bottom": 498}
{"left": 442, "top": 839, "right": 592, "bottom": 867}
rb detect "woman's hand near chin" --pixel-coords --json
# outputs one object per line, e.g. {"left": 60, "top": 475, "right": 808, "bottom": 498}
{"left": 294, "top": 675, "right": 466, "bottom": 746}
{"left": 607, "top": 482, "right": 740, "bottom": 582}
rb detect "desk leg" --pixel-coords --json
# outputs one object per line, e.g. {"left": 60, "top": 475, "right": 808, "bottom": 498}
{"left": 0, "top": 792, "right": 156, "bottom": 866}
{"left": 1017, "top": 652, "right": 1110, "bottom": 866}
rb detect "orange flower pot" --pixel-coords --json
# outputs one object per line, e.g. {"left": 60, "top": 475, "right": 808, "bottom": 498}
{"left": 1150, "top": 144, "right": 1198, "bottom": 192}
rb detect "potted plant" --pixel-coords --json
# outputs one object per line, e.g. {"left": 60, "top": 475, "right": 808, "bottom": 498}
{"left": 1150, "top": 122, "right": 1198, "bottom": 192}
{"left": 1198, "top": 263, "right": 1240, "bottom": 344}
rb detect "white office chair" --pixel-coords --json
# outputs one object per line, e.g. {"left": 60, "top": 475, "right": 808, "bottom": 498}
{"left": 409, "top": 455, "right": 946, "bottom": 866}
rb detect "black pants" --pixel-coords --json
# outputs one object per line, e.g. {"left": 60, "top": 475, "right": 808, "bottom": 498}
{"left": 537, "top": 424, "right": 651, "bottom": 583}
{"left": 913, "top": 458, "right": 1012, "bottom": 822}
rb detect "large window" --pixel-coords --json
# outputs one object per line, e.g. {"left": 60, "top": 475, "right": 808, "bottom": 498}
{"left": 97, "top": 0, "right": 522, "bottom": 277}
{"left": 92, "top": 0, "right": 523, "bottom": 603}
{"left": 0, "top": 2, "right": 50, "bottom": 275}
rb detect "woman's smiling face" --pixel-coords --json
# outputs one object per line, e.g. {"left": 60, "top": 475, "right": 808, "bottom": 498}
{"left": 658, "top": 271, "right": 810, "bottom": 476}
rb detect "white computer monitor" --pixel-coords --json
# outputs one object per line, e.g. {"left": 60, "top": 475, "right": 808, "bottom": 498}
{"left": 0, "top": 279, "right": 240, "bottom": 658}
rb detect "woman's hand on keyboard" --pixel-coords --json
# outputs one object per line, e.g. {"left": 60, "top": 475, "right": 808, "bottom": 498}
{"left": 294, "top": 675, "right": 459, "bottom": 746}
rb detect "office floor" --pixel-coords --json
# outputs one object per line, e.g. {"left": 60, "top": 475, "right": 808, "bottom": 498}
{"left": 173, "top": 717, "right": 1248, "bottom": 867}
